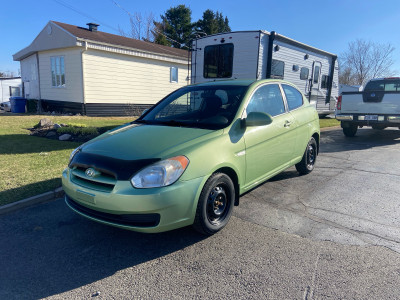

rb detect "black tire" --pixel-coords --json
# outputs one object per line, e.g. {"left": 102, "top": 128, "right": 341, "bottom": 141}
{"left": 343, "top": 125, "right": 358, "bottom": 137}
{"left": 193, "top": 173, "right": 235, "bottom": 235}
{"left": 295, "top": 137, "right": 317, "bottom": 175}
{"left": 371, "top": 124, "right": 386, "bottom": 130}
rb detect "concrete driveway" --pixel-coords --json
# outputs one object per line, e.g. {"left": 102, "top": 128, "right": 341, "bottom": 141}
{"left": 237, "top": 127, "right": 400, "bottom": 253}
{"left": 1, "top": 127, "right": 400, "bottom": 299}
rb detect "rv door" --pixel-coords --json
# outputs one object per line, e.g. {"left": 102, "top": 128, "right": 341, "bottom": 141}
{"left": 308, "top": 61, "right": 322, "bottom": 104}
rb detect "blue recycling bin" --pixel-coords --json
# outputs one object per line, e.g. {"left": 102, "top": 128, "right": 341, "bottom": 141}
{"left": 10, "top": 97, "right": 26, "bottom": 113}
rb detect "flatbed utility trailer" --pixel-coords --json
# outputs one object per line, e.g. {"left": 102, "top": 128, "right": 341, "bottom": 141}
{"left": 190, "top": 31, "right": 339, "bottom": 116}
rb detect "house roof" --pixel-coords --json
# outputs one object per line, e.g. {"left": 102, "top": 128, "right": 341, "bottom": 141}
{"left": 53, "top": 21, "right": 188, "bottom": 59}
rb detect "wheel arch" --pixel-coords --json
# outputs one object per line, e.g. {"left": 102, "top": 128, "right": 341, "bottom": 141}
{"left": 312, "top": 132, "right": 320, "bottom": 154}
{"left": 214, "top": 167, "right": 240, "bottom": 206}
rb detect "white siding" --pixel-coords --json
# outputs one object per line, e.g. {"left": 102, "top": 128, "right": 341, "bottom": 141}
{"left": 192, "top": 31, "right": 260, "bottom": 83}
{"left": 83, "top": 49, "right": 188, "bottom": 104}
{"left": 20, "top": 54, "right": 40, "bottom": 99}
{"left": 0, "top": 78, "right": 22, "bottom": 102}
{"left": 39, "top": 48, "right": 83, "bottom": 103}
{"left": 272, "top": 41, "right": 331, "bottom": 96}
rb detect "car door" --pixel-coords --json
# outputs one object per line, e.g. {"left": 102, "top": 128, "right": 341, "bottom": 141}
{"left": 243, "top": 83, "right": 297, "bottom": 188}
{"left": 281, "top": 84, "right": 310, "bottom": 160}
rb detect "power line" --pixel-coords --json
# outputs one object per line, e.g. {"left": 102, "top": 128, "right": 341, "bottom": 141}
{"left": 52, "top": 0, "right": 120, "bottom": 33}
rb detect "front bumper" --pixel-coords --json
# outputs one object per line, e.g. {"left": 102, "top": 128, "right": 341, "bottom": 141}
{"left": 62, "top": 168, "right": 206, "bottom": 233}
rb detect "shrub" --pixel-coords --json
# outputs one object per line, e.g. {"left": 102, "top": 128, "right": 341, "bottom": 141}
{"left": 57, "top": 126, "right": 98, "bottom": 136}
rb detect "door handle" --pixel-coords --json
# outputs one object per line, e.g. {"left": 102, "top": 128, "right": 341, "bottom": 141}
{"left": 284, "top": 120, "right": 292, "bottom": 127}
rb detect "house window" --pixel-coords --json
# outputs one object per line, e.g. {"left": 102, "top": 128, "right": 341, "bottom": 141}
{"left": 300, "top": 67, "right": 309, "bottom": 80}
{"left": 271, "top": 59, "right": 284, "bottom": 79}
{"left": 204, "top": 43, "right": 234, "bottom": 78}
{"left": 321, "top": 75, "right": 329, "bottom": 89}
{"left": 170, "top": 67, "right": 178, "bottom": 83}
{"left": 51, "top": 56, "right": 65, "bottom": 87}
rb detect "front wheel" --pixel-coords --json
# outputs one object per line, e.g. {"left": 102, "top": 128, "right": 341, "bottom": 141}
{"left": 295, "top": 137, "right": 317, "bottom": 175}
{"left": 193, "top": 173, "right": 235, "bottom": 235}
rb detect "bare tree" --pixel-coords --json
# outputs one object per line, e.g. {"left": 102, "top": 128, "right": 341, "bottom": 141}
{"left": 119, "top": 12, "right": 155, "bottom": 41}
{"left": 340, "top": 39, "right": 396, "bottom": 86}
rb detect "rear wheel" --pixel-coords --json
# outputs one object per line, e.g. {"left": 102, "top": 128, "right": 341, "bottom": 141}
{"left": 343, "top": 124, "right": 358, "bottom": 137}
{"left": 295, "top": 137, "right": 317, "bottom": 175}
{"left": 372, "top": 124, "right": 386, "bottom": 130}
{"left": 193, "top": 173, "right": 235, "bottom": 235}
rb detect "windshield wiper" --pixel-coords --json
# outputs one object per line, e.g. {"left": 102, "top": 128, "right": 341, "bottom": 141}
{"left": 156, "top": 120, "right": 186, "bottom": 127}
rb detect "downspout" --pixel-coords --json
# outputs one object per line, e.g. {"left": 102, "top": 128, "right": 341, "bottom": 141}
{"left": 265, "top": 31, "right": 276, "bottom": 79}
{"left": 81, "top": 41, "right": 87, "bottom": 115}
{"left": 36, "top": 53, "right": 42, "bottom": 113}
{"left": 326, "top": 55, "right": 337, "bottom": 104}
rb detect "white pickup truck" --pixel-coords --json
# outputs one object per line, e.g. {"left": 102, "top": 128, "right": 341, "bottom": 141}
{"left": 336, "top": 77, "right": 400, "bottom": 136}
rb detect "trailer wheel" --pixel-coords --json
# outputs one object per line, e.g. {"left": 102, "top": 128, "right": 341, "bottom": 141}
{"left": 343, "top": 124, "right": 358, "bottom": 137}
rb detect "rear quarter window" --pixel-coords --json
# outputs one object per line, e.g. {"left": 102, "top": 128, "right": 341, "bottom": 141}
{"left": 282, "top": 84, "right": 303, "bottom": 111}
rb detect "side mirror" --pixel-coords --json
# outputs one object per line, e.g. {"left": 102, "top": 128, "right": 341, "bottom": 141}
{"left": 245, "top": 112, "right": 273, "bottom": 127}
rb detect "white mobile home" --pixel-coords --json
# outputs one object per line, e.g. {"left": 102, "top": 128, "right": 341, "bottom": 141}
{"left": 191, "top": 31, "right": 338, "bottom": 115}
{"left": 13, "top": 21, "right": 189, "bottom": 116}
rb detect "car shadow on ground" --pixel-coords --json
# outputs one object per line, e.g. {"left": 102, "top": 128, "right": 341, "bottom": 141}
{"left": 320, "top": 128, "right": 400, "bottom": 153}
{"left": 0, "top": 199, "right": 206, "bottom": 299}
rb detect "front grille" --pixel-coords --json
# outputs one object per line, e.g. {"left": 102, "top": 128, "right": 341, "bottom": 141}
{"left": 71, "top": 167, "right": 116, "bottom": 193}
{"left": 65, "top": 195, "right": 161, "bottom": 227}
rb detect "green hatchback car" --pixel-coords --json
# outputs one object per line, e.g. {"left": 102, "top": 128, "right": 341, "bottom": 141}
{"left": 63, "top": 79, "right": 320, "bottom": 235}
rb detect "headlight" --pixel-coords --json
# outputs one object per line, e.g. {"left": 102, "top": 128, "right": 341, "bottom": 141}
{"left": 69, "top": 146, "right": 81, "bottom": 164}
{"left": 131, "top": 156, "right": 189, "bottom": 188}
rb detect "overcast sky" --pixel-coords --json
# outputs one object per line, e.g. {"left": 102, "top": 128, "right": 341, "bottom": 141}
{"left": 1, "top": 0, "right": 400, "bottom": 75}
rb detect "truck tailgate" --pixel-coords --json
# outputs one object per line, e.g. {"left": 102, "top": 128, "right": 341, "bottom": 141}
{"left": 341, "top": 92, "right": 400, "bottom": 114}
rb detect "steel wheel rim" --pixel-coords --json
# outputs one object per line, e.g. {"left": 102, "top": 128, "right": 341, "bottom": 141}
{"left": 307, "top": 144, "right": 316, "bottom": 168}
{"left": 206, "top": 185, "right": 229, "bottom": 225}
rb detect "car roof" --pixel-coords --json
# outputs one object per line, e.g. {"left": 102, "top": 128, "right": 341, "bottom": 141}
{"left": 190, "top": 79, "right": 295, "bottom": 88}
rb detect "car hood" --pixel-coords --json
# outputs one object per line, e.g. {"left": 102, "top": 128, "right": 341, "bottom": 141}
{"left": 82, "top": 123, "right": 222, "bottom": 160}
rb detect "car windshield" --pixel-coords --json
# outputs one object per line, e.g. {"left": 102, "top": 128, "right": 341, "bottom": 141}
{"left": 137, "top": 85, "right": 248, "bottom": 129}
{"left": 364, "top": 79, "right": 400, "bottom": 92}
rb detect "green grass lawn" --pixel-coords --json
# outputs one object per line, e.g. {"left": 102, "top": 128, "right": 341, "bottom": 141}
{"left": 0, "top": 113, "right": 339, "bottom": 206}
{"left": 319, "top": 117, "right": 340, "bottom": 128}
{"left": 0, "top": 113, "right": 133, "bottom": 206}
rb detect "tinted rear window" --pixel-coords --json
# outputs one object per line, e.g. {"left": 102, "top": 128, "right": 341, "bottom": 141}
{"left": 364, "top": 80, "right": 400, "bottom": 92}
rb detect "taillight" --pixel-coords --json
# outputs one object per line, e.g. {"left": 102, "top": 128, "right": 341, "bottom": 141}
{"left": 337, "top": 95, "right": 342, "bottom": 110}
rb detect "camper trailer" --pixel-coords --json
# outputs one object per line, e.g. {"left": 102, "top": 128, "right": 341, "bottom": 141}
{"left": 191, "top": 31, "right": 338, "bottom": 116}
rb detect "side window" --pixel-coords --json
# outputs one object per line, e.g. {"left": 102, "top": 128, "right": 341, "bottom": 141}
{"left": 300, "top": 67, "right": 309, "bottom": 80}
{"left": 204, "top": 44, "right": 234, "bottom": 78}
{"left": 282, "top": 84, "right": 303, "bottom": 111}
{"left": 246, "top": 84, "right": 285, "bottom": 117}
{"left": 170, "top": 67, "right": 178, "bottom": 83}
{"left": 51, "top": 56, "right": 65, "bottom": 87}
{"left": 271, "top": 59, "right": 284, "bottom": 79}
{"left": 313, "top": 65, "right": 320, "bottom": 83}
{"left": 321, "top": 75, "right": 329, "bottom": 89}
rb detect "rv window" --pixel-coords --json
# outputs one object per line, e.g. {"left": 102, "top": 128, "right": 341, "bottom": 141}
{"left": 282, "top": 84, "right": 303, "bottom": 111}
{"left": 271, "top": 60, "right": 284, "bottom": 79}
{"left": 321, "top": 75, "right": 329, "bottom": 89}
{"left": 313, "top": 66, "right": 320, "bottom": 84}
{"left": 246, "top": 84, "right": 285, "bottom": 117}
{"left": 300, "top": 67, "right": 309, "bottom": 80}
{"left": 204, "top": 44, "right": 234, "bottom": 78}
{"left": 292, "top": 65, "right": 299, "bottom": 72}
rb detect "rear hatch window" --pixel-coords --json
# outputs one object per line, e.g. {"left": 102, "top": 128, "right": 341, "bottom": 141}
{"left": 364, "top": 79, "right": 400, "bottom": 92}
